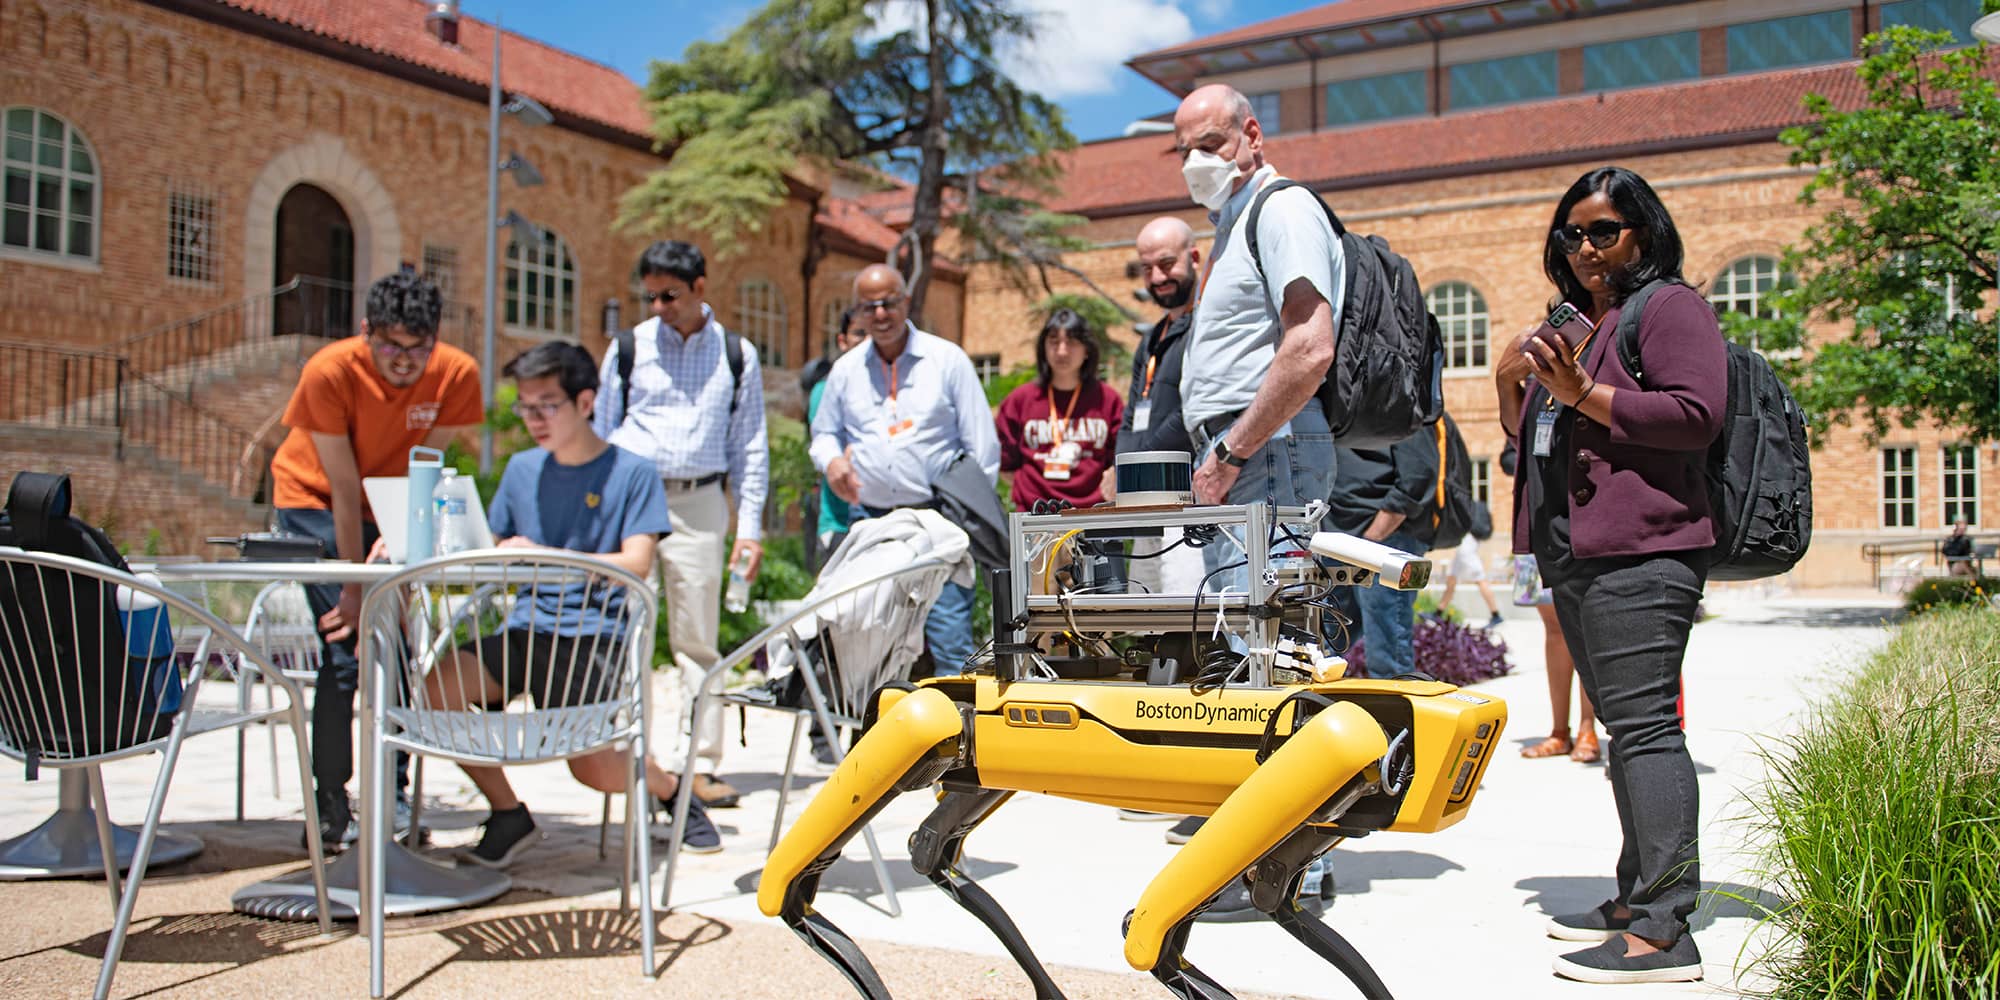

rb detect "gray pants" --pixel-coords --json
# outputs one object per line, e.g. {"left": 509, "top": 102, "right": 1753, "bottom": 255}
{"left": 1550, "top": 552, "right": 1704, "bottom": 944}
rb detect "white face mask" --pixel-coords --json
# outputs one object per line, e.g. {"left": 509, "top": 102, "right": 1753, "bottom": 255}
{"left": 1182, "top": 149, "right": 1242, "bottom": 212}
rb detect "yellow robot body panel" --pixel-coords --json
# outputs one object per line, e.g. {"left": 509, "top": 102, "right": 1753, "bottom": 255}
{"left": 1388, "top": 688, "right": 1507, "bottom": 833}
{"left": 756, "top": 686, "right": 963, "bottom": 918}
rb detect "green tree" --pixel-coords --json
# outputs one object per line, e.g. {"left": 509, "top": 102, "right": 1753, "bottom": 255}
{"left": 621, "top": 0, "right": 1077, "bottom": 321}
{"left": 1737, "top": 24, "right": 2000, "bottom": 444}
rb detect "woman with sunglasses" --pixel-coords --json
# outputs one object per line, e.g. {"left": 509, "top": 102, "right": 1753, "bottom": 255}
{"left": 1494, "top": 165, "right": 1726, "bottom": 985}
{"left": 995, "top": 308, "right": 1123, "bottom": 522}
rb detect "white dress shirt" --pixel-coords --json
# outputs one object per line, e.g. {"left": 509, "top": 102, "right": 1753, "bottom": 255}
{"left": 593, "top": 306, "right": 769, "bottom": 540}
{"left": 809, "top": 323, "right": 999, "bottom": 510}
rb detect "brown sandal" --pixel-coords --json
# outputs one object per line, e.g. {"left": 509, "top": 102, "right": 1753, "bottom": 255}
{"left": 1570, "top": 729, "right": 1601, "bottom": 763}
{"left": 1522, "top": 730, "right": 1572, "bottom": 758}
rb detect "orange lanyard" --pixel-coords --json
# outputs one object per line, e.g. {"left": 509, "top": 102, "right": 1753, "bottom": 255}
{"left": 1048, "top": 385, "right": 1080, "bottom": 449}
{"left": 1140, "top": 356, "right": 1158, "bottom": 398}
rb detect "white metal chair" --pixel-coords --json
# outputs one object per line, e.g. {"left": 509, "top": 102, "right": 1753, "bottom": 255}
{"left": 0, "top": 547, "right": 332, "bottom": 1000}
{"left": 236, "top": 581, "right": 322, "bottom": 818}
{"left": 662, "top": 558, "right": 956, "bottom": 916}
{"left": 355, "top": 550, "right": 659, "bottom": 998}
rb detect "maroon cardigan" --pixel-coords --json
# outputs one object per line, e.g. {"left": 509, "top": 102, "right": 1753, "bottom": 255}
{"left": 1511, "top": 283, "right": 1728, "bottom": 561}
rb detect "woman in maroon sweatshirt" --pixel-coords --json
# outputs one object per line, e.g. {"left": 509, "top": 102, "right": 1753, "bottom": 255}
{"left": 995, "top": 309, "right": 1123, "bottom": 511}
{"left": 1498, "top": 166, "right": 1725, "bottom": 987}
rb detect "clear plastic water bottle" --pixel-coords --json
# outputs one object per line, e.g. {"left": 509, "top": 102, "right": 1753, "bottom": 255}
{"left": 724, "top": 551, "right": 752, "bottom": 614}
{"left": 433, "top": 468, "right": 470, "bottom": 556}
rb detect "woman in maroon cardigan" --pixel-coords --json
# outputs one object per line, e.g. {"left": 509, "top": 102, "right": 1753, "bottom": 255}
{"left": 1496, "top": 166, "right": 1725, "bottom": 986}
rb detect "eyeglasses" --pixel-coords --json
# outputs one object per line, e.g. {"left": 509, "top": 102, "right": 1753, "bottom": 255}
{"left": 370, "top": 337, "right": 435, "bottom": 362}
{"left": 858, "top": 295, "right": 904, "bottom": 313}
{"left": 641, "top": 288, "right": 685, "bottom": 305}
{"left": 510, "top": 399, "right": 571, "bottom": 420}
{"left": 1553, "top": 220, "right": 1637, "bottom": 255}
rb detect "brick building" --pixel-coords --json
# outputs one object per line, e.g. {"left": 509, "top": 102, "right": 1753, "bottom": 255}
{"left": 0, "top": 0, "right": 958, "bottom": 552}
{"left": 959, "top": 0, "right": 1995, "bottom": 589}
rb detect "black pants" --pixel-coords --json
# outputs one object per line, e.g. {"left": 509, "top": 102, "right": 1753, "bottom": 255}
{"left": 1550, "top": 552, "right": 1704, "bottom": 944}
{"left": 275, "top": 508, "right": 409, "bottom": 801}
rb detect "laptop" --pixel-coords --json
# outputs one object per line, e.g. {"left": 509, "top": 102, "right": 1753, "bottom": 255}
{"left": 362, "top": 476, "right": 497, "bottom": 563}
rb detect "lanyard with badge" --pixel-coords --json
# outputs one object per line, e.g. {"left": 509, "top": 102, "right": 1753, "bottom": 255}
{"left": 1043, "top": 385, "right": 1082, "bottom": 480}
{"left": 1132, "top": 351, "right": 1160, "bottom": 432}
{"left": 882, "top": 353, "right": 915, "bottom": 441}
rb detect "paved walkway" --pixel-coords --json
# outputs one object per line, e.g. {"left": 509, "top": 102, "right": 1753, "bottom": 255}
{"left": 0, "top": 588, "right": 1899, "bottom": 998}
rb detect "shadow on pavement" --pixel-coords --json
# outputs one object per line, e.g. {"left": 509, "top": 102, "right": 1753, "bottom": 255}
{"left": 385, "top": 908, "right": 729, "bottom": 996}
{"left": 53, "top": 909, "right": 347, "bottom": 996}
{"left": 1325, "top": 849, "right": 1465, "bottom": 895}
{"left": 1725, "top": 605, "right": 1904, "bottom": 629}
{"left": 1514, "top": 876, "right": 1789, "bottom": 932}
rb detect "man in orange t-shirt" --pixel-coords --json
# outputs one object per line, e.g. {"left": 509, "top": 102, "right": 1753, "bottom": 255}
{"left": 270, "top": 270, "right": 481, "bottom": 846}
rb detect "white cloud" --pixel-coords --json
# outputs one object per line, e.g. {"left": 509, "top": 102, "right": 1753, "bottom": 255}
{"left": 867, "top": 0, "right": 1197, "bottom": 100}
{"left": 1191, "top": 0, "right": 1233, "bottom": 21}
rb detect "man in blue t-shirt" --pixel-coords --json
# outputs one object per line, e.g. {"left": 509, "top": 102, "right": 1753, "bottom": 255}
{"left": 423, "top": 342, "right": 720, "bottom": 867}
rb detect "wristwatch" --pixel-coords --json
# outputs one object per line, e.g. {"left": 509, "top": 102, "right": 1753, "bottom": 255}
{"left": 1213, "top": 436, "right": 1249, "bottom": 468}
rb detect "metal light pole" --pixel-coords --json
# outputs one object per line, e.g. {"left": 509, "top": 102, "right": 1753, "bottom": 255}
{"left": 480, "top": 21, "right": 502, "bottom": 475}
{"left": 1978, "top": 14, "right": 1999, "bottom": 433}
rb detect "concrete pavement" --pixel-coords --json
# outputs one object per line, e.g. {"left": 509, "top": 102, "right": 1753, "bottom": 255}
{"left": 0, "top": 587, "right": 1897, "bottom": 998}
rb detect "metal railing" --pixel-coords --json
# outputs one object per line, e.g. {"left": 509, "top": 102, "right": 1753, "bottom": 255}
{"left": 0, "top": 340, "right": 125, "bottom": 430}
{"left": 1860, "top": 534, "right": 2000, "bottom": 589}
{"left": 120, "top": 374, "right": 275, "bottom": 504}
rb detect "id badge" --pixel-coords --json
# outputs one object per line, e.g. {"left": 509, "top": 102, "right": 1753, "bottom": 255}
{"left": 1132, "top": 400, "right": 1152, "bottom": 432}
{"left": 1531, "top": 410, "right": 1557, "bottom": 458}
{"left": 1045, "top": 442, "right": 1079, "bottom": 480}
{"left": 886, "top": 417, "right": 915, "bottom": 441}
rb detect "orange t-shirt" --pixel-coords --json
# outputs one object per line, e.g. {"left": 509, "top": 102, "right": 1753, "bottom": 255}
{"left": 269, "top": 337, "right": 483, "bottom": 516}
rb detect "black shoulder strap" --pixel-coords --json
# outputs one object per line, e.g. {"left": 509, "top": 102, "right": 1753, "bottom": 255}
{"left": 725, "top": 333, "right": 746, "bottom": 421}
{"left": 1242, "top": 179, "right": 1347, "bottom": 286}
{"left": 1612, "top": 279, "right": 1686, "bottom": 387}
{"left": 5, "top": 472, "right": 72, "bottom": 549}
{"left": 614, "top": 326, "right": 637, "bottom": 425}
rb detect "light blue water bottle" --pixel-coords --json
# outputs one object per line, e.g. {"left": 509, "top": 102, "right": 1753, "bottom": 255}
{"left": 406, "top": 446, "right": 443, "bottom": 562}
{"left": 117, "top": 575, "right": 182, "bottom": 714}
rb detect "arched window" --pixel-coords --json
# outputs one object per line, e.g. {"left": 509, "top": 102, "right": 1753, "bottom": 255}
{"left": 738, "top": 278, "right": 788, "bottom": 367}
{"left": 2, "top": 107, "right": 99, "bottom": 263}
{"left": 503, "top": 225, "right": 576, "bottom": 338}
{"left": 1425, "top": 281, "right": 1489, "bottom": 370}
{"left": 1708, "top": 256, "right": 1787, "bottom": 319}
{"left": 821, "top": 297, "right": 852, "bottom": 356}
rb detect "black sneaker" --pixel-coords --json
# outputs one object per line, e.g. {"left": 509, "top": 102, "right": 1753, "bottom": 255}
{"left": 1194, "top": 877, "right": 1327, "bottom": 924}
{"left": 1485, "top": 612, "right": 1506, "bottom": 630}
{"left": 1164, "top": 815, "right": 1205, "bottom": 845}
{"left": 655, "top": 793, "right": 723, "bottom": 855}
{"left": 303, "top": 791, "right": 358, "bottom": 854}
{"left": 460, "top": 805, "right": 542, "bottom": 869}
{"left": 1547, "top": 899, "right": 1633, "bottom": 942}
{"left": 1553, "top": 933, "right": 1703, "bottom": 984}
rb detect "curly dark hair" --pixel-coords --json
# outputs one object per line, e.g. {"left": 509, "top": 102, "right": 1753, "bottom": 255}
{"left": 364, "top": 271, "right": 445, "bottom": 338}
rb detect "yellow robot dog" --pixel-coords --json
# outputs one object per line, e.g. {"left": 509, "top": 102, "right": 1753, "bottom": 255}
{"left": 758, "top": 503, "right": 1506, "bottom": 999}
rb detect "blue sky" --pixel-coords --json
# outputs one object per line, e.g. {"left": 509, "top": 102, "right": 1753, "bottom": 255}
{"left": 461, "top": 0, "right": 1307, "bottom": 144}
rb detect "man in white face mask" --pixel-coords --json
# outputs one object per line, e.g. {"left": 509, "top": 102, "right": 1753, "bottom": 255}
{"left": 1172, "top": 83, "right": 1344, "bottom": 592}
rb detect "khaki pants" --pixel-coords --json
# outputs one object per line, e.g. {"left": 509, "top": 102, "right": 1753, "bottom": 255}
{"left": 657, "top": 480, "right": 729, "bottom": 774}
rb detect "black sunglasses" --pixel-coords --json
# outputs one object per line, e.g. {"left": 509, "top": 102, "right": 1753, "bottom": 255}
{"left": 1554, "top": 220, "right": 1636, "bottom": 254}
{"left": 641, "top": 288, "right": 684, "bottom": 304}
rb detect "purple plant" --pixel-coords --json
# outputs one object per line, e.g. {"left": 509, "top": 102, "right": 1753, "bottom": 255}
{"left": 1344, "top": 617, "right": 1512, "bottom": 686}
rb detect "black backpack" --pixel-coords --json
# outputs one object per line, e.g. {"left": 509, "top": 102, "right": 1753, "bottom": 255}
{"left": 612, "top": 325, "right": 747, "bottom": 429}
{"left": 1427, "top": 414, "right": 1487, "bottom": 549}
{"left": 1245, "top": 180, "right": 1445, "bottom": 449}
{"left": 0, "top": 473, "right": 177, "bottom": 776}
{"left": 1612, "top": 280, "right": 1813, "bottom": 581}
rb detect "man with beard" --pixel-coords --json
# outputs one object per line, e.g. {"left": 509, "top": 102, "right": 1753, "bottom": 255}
{"left": 1117, "top": 217, "right": 1206, "bottom": 597}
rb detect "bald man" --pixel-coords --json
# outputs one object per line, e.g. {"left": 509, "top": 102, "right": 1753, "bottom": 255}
{"left": 809, "top": 264, "right": 999, "bottom": 675}
{"left": 1119, "top": 217, "right": 1208, "bottom": 596}
{"left": 1172, "top": 83, "right": 1342, "bottom": 588}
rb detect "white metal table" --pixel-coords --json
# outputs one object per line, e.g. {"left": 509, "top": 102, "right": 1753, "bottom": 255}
{"left": 148, "top": 560, "right": 511, "bottom": 921}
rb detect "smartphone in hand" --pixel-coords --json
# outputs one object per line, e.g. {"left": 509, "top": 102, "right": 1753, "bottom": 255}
{"left": 1529, "top": 302, "right": 1596, "bottom": 354}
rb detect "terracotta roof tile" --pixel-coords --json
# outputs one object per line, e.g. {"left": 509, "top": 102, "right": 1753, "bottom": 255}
{"left": 1048, "top": 62, "right": 1877, "bottom": 216}
{"left": 215, "top": 0, "right": 650, "bottom": 136}
{"left": 816, "top": 198, "right": 963, "bottom": 276}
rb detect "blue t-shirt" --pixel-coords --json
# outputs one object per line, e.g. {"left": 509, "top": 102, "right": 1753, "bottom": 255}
{"left": 488, "top": 444, "right": 673, "bottom": 637}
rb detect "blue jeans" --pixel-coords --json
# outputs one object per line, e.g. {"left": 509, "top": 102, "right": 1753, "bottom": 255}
{"left": 859, "top": 504, "right": 978, "bottom": 677}
{"left": 275, "top": 508, "right": 409, "bottom": 801}
{"left": 1354, "top": 527, "right": 1427, "bottom": 678}
{"left": 1192, "top": 409, "right": 1338, "bottom": 593}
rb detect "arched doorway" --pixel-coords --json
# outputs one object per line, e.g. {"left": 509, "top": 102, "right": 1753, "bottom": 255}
{"left": 273, "top": 182, "right": 355, "bottom": 337}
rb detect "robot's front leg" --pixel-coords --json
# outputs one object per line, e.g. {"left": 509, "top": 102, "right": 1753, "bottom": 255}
{"left": 909, "top": 787, "right": 1066, "bottom": 1000}
{"left": 1122, "top": 700, "right": 1390, "bottom": 1000}
{"left": 757, "top": 687, "right": 966, "bottom": 1000}
{"left": 1251, "top": 828, "right": 1394, "bottom": 1000}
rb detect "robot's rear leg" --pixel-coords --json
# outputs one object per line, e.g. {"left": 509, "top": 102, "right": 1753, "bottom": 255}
{"left": 910, "top": 786, "right": 1067, "bottom": 1000}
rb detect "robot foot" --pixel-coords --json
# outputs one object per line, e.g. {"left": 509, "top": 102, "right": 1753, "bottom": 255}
{"left": 781, "top": 895, "right": 893, "bottom": 1000}
{"left": 1138, "top": 913, "right": 1236, "bottom": 1000}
